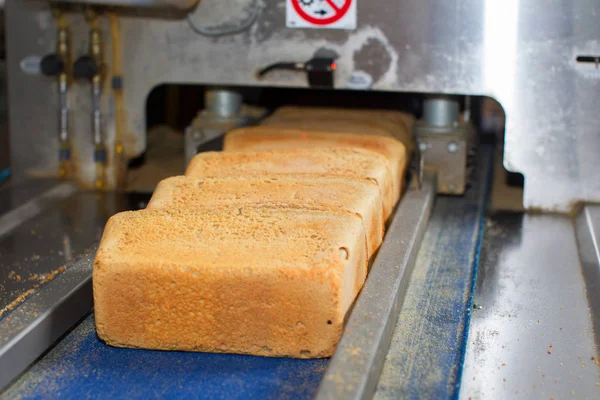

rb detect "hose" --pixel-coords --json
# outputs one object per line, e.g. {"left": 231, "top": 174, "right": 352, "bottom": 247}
{"left": 108, "top": 11, "right": 128, "bottom": 189}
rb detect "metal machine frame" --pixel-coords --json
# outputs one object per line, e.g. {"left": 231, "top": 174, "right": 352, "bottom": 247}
{"left": 2, "top": 1, "right": 600, "bottom": 398}
{"left": 5, "top": 0, "right": 600, "bottom": 211}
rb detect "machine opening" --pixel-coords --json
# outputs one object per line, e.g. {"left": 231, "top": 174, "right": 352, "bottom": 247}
{"left": 137, "top": 85, "right": 514, "bottom": 207}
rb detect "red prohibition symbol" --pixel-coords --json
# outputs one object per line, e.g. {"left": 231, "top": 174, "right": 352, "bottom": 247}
{"left": 291, "top": 0, "right": 353, "bottom": 26}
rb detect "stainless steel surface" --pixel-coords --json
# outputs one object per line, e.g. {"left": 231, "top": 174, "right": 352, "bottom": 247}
{"left": 0, "top": 184, "right": 142, "bottom": 314}
{"left": 0, "top": 179, "right": 61, "bottom": 215}
{"left": 7, "top": 0, "right": 600, "bottom": 210}
{"left": 207, "top": 89, "right": 243, "bottom": 117}
{"left": 58, "top": 76, "right": 69, "bottom": 143}
{"left": 184, "top": 102, "right": 265, "bottom": 165}
{"left": 0, "top": 182, "right": 149, "bottom": 390}
{"left": 0, "top": 56, "right": 8, "bottom": 179}
{"left": 0, "top": 247, "right": 95, "bottom": 391}
{"left": 92, "top": 80, "right": 102, "bottom": 147}
{"left": 0, "top": 182, "right": 77, "bottom": 240}
{"left": 423, "top": 97, "right": 459, "bottom": 127}
{"left": 315, "top": 174, "right": 436, "bottom": 400}
{"left": 51, "top": 0, "right": 199, "bottom": 8}
{"left": 459, "top": 212, "right": 600, "bottom": 399}
{"left": 574, "top": 205, "right": 600, "bottom": 346}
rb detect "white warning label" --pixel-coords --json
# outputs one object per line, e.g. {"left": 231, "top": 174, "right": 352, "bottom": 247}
{"left": 286, "top": 0, "right": 357, "bottom": 30}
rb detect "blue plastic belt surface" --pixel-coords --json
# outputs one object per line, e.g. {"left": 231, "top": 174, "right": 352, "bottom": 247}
{"left": 4, "top": 315, "right": 327, "bottom": 400}
{"left": 0, "top": 168, "right": 10, "bottom": 184}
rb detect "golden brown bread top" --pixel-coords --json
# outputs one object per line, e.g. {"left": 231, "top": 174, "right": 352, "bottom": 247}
{"left": 146, "top": 175, "right": 384, "bottom": 257}
{"left": 95, "top": 206, "right": 366, "bottom": 282}
{"left": 185, "top": 147, "right": 390, "bottom": 186}
{"left": 267, "top": 106, "right": 415, "bottom": 149}
{"left": 184, "top": 148, "right": 395, "bottom": 218}
{"left": 224, "top": 126, "right": 406, "bottom": 166}
{"left": 223, "top": 127, "right": 406, "bottom": 208}
{"left": 148, "top": 174, "right": 382, "bottom": 213}
{"left": 261, "top": 117, "right": 392, "bottom": 137}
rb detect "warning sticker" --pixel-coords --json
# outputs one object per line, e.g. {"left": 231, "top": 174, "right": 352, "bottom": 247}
{"left": 287, "top": 0, "right": 356, "bottom": 30}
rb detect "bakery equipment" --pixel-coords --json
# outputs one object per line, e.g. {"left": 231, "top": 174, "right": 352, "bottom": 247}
{"left": 1, "top": 1, "right": 599, "bottom": 399}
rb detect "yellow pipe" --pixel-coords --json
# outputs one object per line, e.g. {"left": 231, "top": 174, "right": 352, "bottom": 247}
{"left": 108, "top": 11, "right": 128, "bottom": 190}
{"left": 85, "top": 8, "right": 107, "bottom": 190}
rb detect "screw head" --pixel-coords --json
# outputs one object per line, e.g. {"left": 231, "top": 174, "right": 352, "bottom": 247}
{"left": 191, "top": 129, "right": 204, "bottom": 141}
{"left": 447, "top": 141, "right": 459, "bottom": 153}
{"left": 419, "top": 142, "right": 430, "bottom": 152}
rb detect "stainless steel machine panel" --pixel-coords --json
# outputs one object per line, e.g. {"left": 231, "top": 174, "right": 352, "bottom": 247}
{"left": 6, "top": 0, "right": 600, "bottom": 210}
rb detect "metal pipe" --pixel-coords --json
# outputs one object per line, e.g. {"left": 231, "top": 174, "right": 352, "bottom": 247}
{"left": 50, "top": 0, "right": 199, "bottom": 9}
{"left": 53, "top": 8, "right": 72, "bottom": 179}
{"left": 205, "top": 89, "right": 243, "bottom": 117}
{"left": 423, "top": 96, "right": 460, "bottom": 127}
{"left": 85, "top": 9, "right": 106, "bottom": 189}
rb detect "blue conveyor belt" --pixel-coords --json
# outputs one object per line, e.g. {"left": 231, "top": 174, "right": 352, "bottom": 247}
{"left": 0, "top": 169, "right": 10, "bottom": 184}
{"left": 3, "top": 315, "right": 327, "bottom": 400}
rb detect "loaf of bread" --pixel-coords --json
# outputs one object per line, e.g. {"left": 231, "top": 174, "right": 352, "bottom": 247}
{"left": 185, "top": 148, "right": 396, "bottom": 219}
{"left": 93, "top": 206, "right": 368, "bottom": 358}
{"left": 262, "top": 117, "right": 392, "bottom": 138}
{"left": 223, "top": 127, "right": 407, "bottom": 207}
{"left": 147, "top": 175, "right": 384, "bottom": 256}
{"left": 266, "top": 106, "right": 415, "bottom": 149}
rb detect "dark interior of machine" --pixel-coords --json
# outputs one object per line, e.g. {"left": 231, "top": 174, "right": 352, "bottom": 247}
{"left": 142, "top": 85, "right": 523, "bottom": 195}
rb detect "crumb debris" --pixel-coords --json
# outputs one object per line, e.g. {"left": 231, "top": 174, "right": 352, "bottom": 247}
{"left": 0, "top": 265, "right": 67, "bottom": 319}
{"left": 0, "top": 289, "right": 36, "bottom": 318}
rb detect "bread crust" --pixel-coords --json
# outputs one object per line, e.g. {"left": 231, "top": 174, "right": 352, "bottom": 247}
{"left": 267, "top": 106, "right": 415, "bottom": 150}
{"left": 93, "top": 206, "right": 367, "bottom": 358}
{"left": 223, "top": 127, "right": 407, "bottom": 208}
{"left": 147, "top": 174, "right": 384, "bottom": 257}
{"left": 185, "top": 148, "right": 396, "bottom": 219}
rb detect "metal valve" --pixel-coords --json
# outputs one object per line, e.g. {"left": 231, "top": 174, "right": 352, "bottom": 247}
{"left": 40, "top": 53, "right": 65, "bottom": 77}
{"left": 73, "top": 55, "right": 98, "bottom": 80}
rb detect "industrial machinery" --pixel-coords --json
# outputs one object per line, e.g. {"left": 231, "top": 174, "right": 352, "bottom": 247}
{"left": 1, "top": 0, "right": 599, "bottom": 399}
